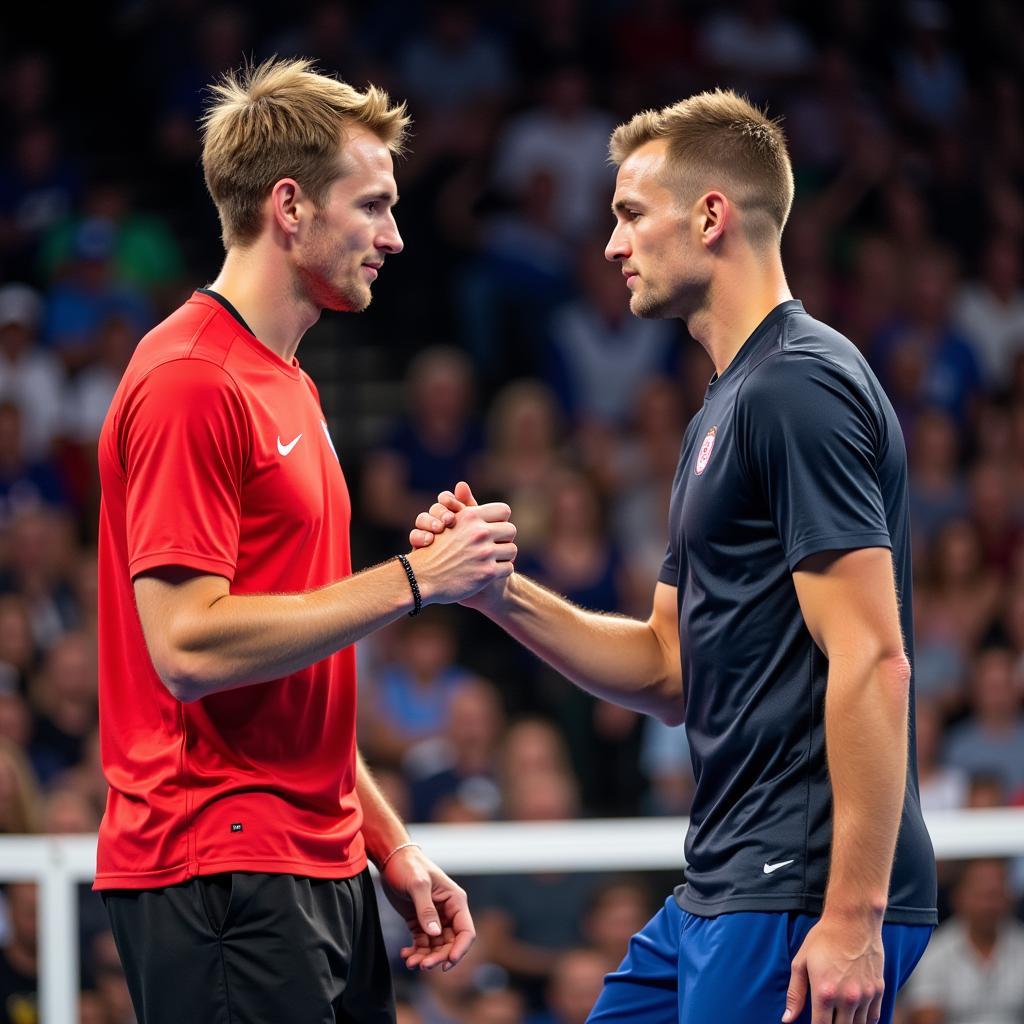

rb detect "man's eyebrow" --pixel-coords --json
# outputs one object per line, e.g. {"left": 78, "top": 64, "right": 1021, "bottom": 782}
{"left": 360, "top": 191, "right": 399, "bottom": 205}
{"left": 612, "top": 197, "right": 641, "bottom": 213}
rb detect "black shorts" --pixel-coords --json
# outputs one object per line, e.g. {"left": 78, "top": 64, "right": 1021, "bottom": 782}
{"left": 102, "top": 869, "right": 395, "bottom": 1024}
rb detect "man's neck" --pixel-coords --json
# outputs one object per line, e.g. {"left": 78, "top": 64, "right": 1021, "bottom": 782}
{"left": 686, "top": 254, "right": 793, "bottom": 377}
{"left": 207, "top": 245, "right": 320, "bottom": 364}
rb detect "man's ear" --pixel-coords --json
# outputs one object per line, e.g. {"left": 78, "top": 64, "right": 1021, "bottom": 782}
{"left": 698, "top": 191, "right": 728, "bottom": 249}
{"left": 269, "top": 178, "right": 302, "bottom": 239}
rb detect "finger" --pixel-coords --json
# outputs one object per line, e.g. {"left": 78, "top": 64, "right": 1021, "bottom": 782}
{"left": 436, "top": 491, "right": 465, "bottom": 514}
{"left": 852, "top": 995, "right": 872, "bottom": 1024}
{"left": 493, "top": 542, "right": 518, "bottom": 563}
{"left": 416, "top": 512, "right": 447, "bottom": 533}
{"left": 832, "top": 990, "right": 857, "bottom": 1024}
{"left": 485, "top": 521, "right": 517, "bottom": 543}
{"left": 429, "top": 502, "right": 457, "bottom": 524}
{"left": 454, "top": 480, "right": 479, "bottom": 507}
{"left": 782, "top": 962, "right": 808, "bottom": 1023}
{"left": 866, "top": 984, "right": 883, "bottom": 1024}
{"left": 409, "top": 529, "right": 435, "bottom": 548}
{"left": 811, "top": 986, "right": 838, "bottom": 1024}
{"left": 473, "top": 501, "right": 513, "bottom": 523}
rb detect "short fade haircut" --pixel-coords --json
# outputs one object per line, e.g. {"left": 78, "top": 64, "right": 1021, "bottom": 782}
{"left": 609, "top": 89, "right": 794, "bottom": 249}
{"left": 201, "top": 57, "right": 411, "bottom": 250}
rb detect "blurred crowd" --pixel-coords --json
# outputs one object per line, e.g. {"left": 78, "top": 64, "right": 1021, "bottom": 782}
{"left": 0, "top": 0, "right": 1023, "bottom": 1021}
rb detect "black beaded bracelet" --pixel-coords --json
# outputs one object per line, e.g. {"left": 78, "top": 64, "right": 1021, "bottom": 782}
{"left": 395, "top": 553, "right": 422, "bottom": 616}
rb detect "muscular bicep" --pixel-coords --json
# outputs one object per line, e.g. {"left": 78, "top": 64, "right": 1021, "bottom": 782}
{"left": 791, "top": 547, "right": 907, "bottom": 667}
{"left": 133, "top": 569, "right": 230, "bottom": 694}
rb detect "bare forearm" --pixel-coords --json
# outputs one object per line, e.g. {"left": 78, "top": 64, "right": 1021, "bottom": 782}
{"left": 477, "top": 574, "right": 683, "bottom": 723}
{"left": 164, "top": 559, "right": 415, "bottom": 699}
{"left": 356, "top": 750, "right": 409, "bottom": 867}
{"left": 823, "top": 653, "right": 910, "bottom": 919}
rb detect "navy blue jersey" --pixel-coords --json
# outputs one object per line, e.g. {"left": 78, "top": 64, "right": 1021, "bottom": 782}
{"left": 660, "top": 300, "right": 936, "bottom": 925}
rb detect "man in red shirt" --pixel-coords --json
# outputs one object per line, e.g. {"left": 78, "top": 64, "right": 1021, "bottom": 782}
{"left": 95, "top": 58, "right": 517, "bottom": 1024}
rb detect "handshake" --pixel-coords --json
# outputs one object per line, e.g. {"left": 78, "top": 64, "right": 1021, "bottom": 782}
{"left": 401, "top": 480, "right": 517, "bottom": 610}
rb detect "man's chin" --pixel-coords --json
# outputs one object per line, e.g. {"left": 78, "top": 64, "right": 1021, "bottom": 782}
{"left": 630, "top": 290, "right": 670, "bottom": 320}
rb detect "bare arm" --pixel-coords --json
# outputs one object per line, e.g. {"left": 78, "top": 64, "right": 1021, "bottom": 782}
{"left": 475, "top": 574, "right": 683, "bottom": 724}
{"left": 356, "top": 750, "right": 475, "bottom": 970}
{"left": 795, "top": 546, "right": 910, "bottom": 923}
{"left": 134, "top": 503, "right": 516, "bottom": 702}
{"left": 414, "top": 484, "right": 684, "bottom": 725}
{"left": 784, "top": 546, "right": 911, "bottom": 1024}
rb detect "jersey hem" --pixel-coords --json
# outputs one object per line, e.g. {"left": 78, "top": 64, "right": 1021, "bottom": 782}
{"left": 129, "top": 549, "right": 238, "bottom": 581}
{"left": 785, "top": 531, "right": 892, "bottom": 571}
{"left": 675, "top": 887, "right": 937, "bottom": 925}
{"left": 93, "top": 851, "right": 368, "bottom": 891}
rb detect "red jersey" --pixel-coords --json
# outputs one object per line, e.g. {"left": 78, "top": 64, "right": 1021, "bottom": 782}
{"left": 94, "top": 289, "right": 365, "bottom": 890}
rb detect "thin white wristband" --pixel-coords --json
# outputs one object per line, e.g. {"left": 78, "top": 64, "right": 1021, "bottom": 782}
{"left": 380, "top": 841, "right": 420, "bottom": 870}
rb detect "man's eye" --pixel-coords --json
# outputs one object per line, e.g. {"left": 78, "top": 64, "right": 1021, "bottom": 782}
{"left": 365, "top": 201, "right": 379, "bottom": 213}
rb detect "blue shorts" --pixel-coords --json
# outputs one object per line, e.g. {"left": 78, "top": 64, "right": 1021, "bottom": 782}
{"left": 587, "top": 897, "right": 932, "bottom": 1023}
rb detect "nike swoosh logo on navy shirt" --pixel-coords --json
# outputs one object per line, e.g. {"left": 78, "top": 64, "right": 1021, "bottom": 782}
{"left": 763, "top": 860, "right": 795, "bottom": 874}
{"left": 277, "top": 434, "right": 302, "bottom": 456}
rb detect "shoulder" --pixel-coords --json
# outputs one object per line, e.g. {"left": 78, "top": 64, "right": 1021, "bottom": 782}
{"left": 740, "top": 317, "right": 880, "bottom": 422}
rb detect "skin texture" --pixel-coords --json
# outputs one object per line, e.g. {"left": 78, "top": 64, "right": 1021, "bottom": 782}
{"left": 412, "top": 136, "right": 911, "bottom": 1022}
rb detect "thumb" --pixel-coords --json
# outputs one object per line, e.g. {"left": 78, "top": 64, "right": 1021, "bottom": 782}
{"left": 454, "top": 480, "right": 478, "bottom": 507}
{"left": 411, "top": 883, "right": 442, "bottom": 938}
{"left": 782, "top": 959, "right": 808, "bottom": 1023}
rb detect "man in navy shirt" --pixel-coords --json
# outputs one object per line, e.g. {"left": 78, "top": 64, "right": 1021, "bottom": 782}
{"left": 413, "top": 89, "right": 936, "bottom": 1024}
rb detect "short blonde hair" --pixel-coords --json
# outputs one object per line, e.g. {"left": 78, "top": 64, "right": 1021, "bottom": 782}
{"left": 609, "top": 89, "right": 794, "bottom": 248}
{"left": 201, "top": 57, "right": 411, "bottom": 249}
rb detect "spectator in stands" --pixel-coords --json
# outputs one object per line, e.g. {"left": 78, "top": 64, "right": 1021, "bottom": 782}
{"left": 27, "top": 630, "right": 97, "bottom": 785}
{"left": 476, "top": 380, "right": 567, "bottom": 558}
{"left": 545, "top": 243, "right": 677, "bottom": 428}
{"left": 894, "top": 0, "right": 968, "bottom": 129}
{"left": 907, "top": 409, "right": 966, "bottom": 559}
{"left": 398, "top": 2, "right": 511, "bottom": 118}
{"left": 360, "top": 611, "right": 474, "bottom": 768}
{"left": 405, "top": 675, "right": 505, "bottom": 824}
{"left": 916, "top": 519, "right": 1001, "bottom": 677}
{"left": 0, "top": 121, "right": 81, "bottom": 282}
{"left": 360, "top": 346, "right": 483, "bottom": 551}
{"left": 0, "top": 401, "right": 68, "bottom": 531}
{"left": 0, "top": 597, "right": 36, "bottom": 692}
{"left": 41, "top": 216, "right": 151, "bottom": 372}
{"left": 0, "top": 882, "right": 37, "bottom": 1022}
{"left": 967, "top": 460, "right": 1023, "bottom": 575}
{"left": 471, "top": 731, "right": 597, "bottom": 1005}
{"left": 0, "top": 738, "right": 40, "bottom": 834}
{"left": 0, "top": 283, "right": 65, "bottom": 462}
{"left": 581, "top": 878, "right": 655, "bottom": 969}
{"left": 874, "top": 246, "right": 982, "bottom": 430}
{"left": 915, "top": 698, "right": 968, "bottom": 813}
{"left": 39, "top": 180, "right": 184, "bottom": 301}
{"left": 531, "top": 947, "right": 611, "bottom": 1024}
{"left": 697, "top": 0, "right": 815, "bottom": 94}
{"left": 492, "top": 65, "right": 615, "bottom": 243}
{"left": 943, "top": 647, "right": 1024, "bottom": 798}
{"left": 903, "top": 859, "right": 1024, "bottom": 1024}
{"left": 955, "top": 234, "right": 1024, "bottom": 386}
{"left": 469, "top": 987, "right": 527, "bottom": 1024}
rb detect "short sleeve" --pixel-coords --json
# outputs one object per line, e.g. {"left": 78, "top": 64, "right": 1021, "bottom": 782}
{"left": 658, "top": 541, "right": 678, "bottom": 585}
{"left": 122, "top": 359, "right": 250, "bottom": 581}
{"left": 737, "top": 354, "right": 891, "bottom": 570}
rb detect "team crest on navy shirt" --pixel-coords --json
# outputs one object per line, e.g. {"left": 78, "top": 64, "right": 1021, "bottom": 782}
{"left": 695, "top": 426, "right": 717, "bottom": 475}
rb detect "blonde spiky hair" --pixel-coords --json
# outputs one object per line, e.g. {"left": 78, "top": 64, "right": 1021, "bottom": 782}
{"left": 201, "top": 57, "right": 411, "bottom": 249}
{"left": 610, "top": 89, "right": 794, "bottom": 248}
